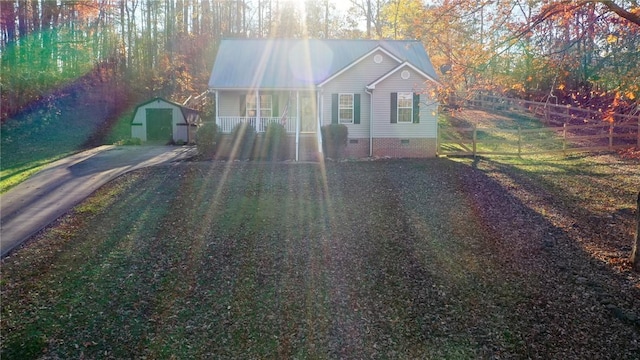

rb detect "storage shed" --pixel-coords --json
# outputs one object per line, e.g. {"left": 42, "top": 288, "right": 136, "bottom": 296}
{"left": 131, "top": 97, "right": 200, "bottom": 143}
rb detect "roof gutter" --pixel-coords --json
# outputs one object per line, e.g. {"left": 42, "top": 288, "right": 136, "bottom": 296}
{"left": 208, "top": 86, "right": 318, "bottom": 92}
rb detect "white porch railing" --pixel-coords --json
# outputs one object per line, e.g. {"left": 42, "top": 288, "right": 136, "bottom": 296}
{"left": 217, "top": 116, "right": 298, "bottom": 134}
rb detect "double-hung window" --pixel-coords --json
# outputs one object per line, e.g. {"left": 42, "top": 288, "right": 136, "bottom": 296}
{"left": 397, "top": 92, "right": 413, "bottom": 123}
{"left": 246, "top": 94, "right": 273, "bottom": 117}
{"left": 339, "top": 94, "right": 354, "bottom": 124}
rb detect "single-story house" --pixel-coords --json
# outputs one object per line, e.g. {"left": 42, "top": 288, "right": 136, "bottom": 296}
{"left": 208, "top": 38, "right": 440, "bottom": 160}
{"left": 131, "top": 97, "right": 200, "bottom": 144}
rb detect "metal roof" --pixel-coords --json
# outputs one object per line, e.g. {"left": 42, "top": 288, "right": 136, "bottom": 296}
{"left": 208, "top": 39, "right": 438, "bottom": 90}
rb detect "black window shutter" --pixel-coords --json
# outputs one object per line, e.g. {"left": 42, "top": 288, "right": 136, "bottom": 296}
{"left": 354, "top": 94, "right": 361, "bottom": 124}
{"left": 240, "top": 95, "right": 246, "bottom": 116}
{"left": 272, "top": 94, "right": 279, "bottom": 117}
{"left": 331, "top": 93, "right": 338, "bottom": 124}
{"left": 390, "top": 92, "right": 397, "bottom": 123}
{"left": 413, "top": 93, "right": 420, "bottom": 123}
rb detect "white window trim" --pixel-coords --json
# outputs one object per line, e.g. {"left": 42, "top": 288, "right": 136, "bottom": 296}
{"left": 246, "top": 94, "right": 273, "bottom": 117}
{"left": 397, "top": 92, "right": 413, "bottom": 123}
{"left": 339, "top": 93, "right": 354, "bottom": 124}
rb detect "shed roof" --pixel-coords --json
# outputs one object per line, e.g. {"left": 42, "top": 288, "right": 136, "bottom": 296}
{"left": 132, "top": 97, "right": 200, "bottom": 125}
{"left": 208, "top": 39, "right": 438, "bottom": 90}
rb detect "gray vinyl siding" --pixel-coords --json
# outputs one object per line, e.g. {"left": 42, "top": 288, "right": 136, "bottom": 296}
{"left": 372, "top": 67, "right": 438, "bottom": 138}
{"left": 320, "top": 51, "right": 400, "bottom": 138}
{"left": 218, "top": 91, "right": 244, "bottom": 116}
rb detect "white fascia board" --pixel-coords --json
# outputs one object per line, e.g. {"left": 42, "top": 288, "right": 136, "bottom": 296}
{"left": 366, "top": 62, "right": 441, "bottom": 90}
{"left": 317, "top": 46, "right": 402, "bottom": 88}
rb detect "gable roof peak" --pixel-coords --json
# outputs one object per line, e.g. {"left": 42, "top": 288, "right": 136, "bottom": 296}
{"left": 209, "top": 38, "right": 438, "bottom": 89}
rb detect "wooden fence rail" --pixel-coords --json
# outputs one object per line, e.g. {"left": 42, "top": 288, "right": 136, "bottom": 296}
{"left": 438, "top": 122, "right": 639, "bottom": 157}
{"left": 439, "top": 94, "right": 640, "bottom": 156}
{"left": 467, "top": 94, "right": 640, "bottom": 127}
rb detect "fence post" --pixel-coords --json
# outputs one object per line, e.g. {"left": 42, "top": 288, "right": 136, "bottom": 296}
{"left": 472, "top": 125, "right": 477, "bottom": 158}
{"left": 632, "top": 191, "right": 640, "bottom": 271}
{"left": 437, "top": 124, "right": 441, "bottom": 155}
{"left": 609, "top": 123, "right": 614, "bottom": 150}
{"left": 545, "top": 106, "right": 549, "bottom": 124}
{"left": 563, "top": 123, "right": 567, "bottom": 154}
{"left": 517, "top": 126, "right": 522, "bottom": 156}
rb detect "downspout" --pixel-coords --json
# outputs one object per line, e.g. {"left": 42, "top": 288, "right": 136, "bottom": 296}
{"left": 256, "top": 89, "right": 261, "bottom": 132}
{"left": 317, "top": 89, "right": 323, "bottom": 154}
{"left": 366, "top": 87, "right": 374, "bottom": 157}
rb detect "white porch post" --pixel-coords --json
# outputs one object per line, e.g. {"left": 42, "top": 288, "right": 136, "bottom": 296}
{"left": 317, "top": 90, "right": 323, "bottom": 154}
{"left": 214, "top": 90, "right": 219, "bottom": 127}
{"left": 256, "top": 89, "right": 261, "bottom": 132}
{"left": 296, "top": 91, "right": 300, "bottom": 162}
{"left": 367, "top": 88, "right": 374, "bottom": 157}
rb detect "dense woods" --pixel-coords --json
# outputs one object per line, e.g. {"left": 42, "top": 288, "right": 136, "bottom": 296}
{"left": 1, "top": 0, "right": 638, "bottom": 124}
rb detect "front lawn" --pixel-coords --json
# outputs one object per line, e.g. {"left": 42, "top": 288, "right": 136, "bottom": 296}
{"left": 1, "top": 160, "right": 639, "bottom": 358}
{"left": 0, "top": 92, "right": 136, "bottom": 194}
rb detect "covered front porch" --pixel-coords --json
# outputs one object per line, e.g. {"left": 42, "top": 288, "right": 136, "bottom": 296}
{"left": 216, "top": 116, "right": 298, "bottom": 134}
{"left": 213, "top": 89, "right": 322, "bottom": 160}
{"left": 214, "top": 90, "right": 319, "bottom": 133}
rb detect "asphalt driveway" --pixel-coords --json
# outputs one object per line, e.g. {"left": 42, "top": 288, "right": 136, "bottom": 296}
{"left": 0, "top": 145, "right": 197, "bottom": 257}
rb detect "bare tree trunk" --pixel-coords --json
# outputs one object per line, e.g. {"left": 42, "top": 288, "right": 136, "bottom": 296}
{"left": 120, "top": 0, "right": 126, "bottom": 71}
{"left": 1, "top": 1, "right": 17, "bottom": 44}
{"left": 17, "top": 0, "right": 27, "bottom": 37}
{"left": 31, "top": 0, "right": 39, "bottom": 32}
{"left": 632, "top": 192, "right": 640, "bottom": 271}
{"left": 366, "top": 0, "right": 371, "bottom": 38}
{"left": 324, "top": 0, "right": 329, "bottom": 38}
{"left": 125, "top": 1, "right": 133, "bottom": 71}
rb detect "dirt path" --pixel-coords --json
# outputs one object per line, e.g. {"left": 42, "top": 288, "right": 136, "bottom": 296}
{"left": 0, "top": 146, "right": 197, "bottom": 257}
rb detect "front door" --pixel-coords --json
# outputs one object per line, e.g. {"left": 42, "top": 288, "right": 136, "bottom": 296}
{"left": 146, "top": 108, "right": 173, "bottom": 142}
{"left": 298, "top": 94, "right": 320, "bottom": 160}
{"left": 300, "top": 95, "right": 317, "bottom": 133}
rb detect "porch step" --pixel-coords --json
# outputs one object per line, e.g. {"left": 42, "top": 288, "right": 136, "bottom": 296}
{"left": 299, "top": 151, "right": 321, "bottom": 162}
{"left": 297, "top": 135, "right": 320, "bottom": 161}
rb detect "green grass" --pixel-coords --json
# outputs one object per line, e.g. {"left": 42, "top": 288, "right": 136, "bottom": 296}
{"left": 468, "top": 152, "right": 640, "bottom": 216}
{"left": 439, "top": 111, "right": 564, "bottom": 155}
{"left": 1, "top": 107, "right": 638, "bottom": 359}
{"left": 104, "top": 108, "right": 137, "bottom": 145}
{"left": 2, "top": 160, "right": 639, "bottom": 359}
{"left": 438, "top": 110, "right": 639, "bottom": 218}
{"left": 0, "top": 102, "right": 137, "bottom": 193}
{"left": 0, "top": 154, "right": 72, "bottom": 193}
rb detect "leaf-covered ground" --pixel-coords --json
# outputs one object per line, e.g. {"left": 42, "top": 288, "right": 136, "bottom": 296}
{"left": 1, "top": 158, "right": 639, "bottom": 359}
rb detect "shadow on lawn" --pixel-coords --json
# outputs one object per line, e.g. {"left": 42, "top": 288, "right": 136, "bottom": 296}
{"left": 485, "top": 153, "right": 638, "bottom": 178}
{"left": 2, "top": 159, "right": 639, "bottom": 359}
{"left": 454, "top": 156, "right": 640, "bottom": 325}
{"left": 323, "top": 159, "right": 640, "bottom": 358}
{"left": 0, "top": 170, "right": 183, "bottom": 359}
{"left": 0, "top": 162, "right": 52, "bottom": 182}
